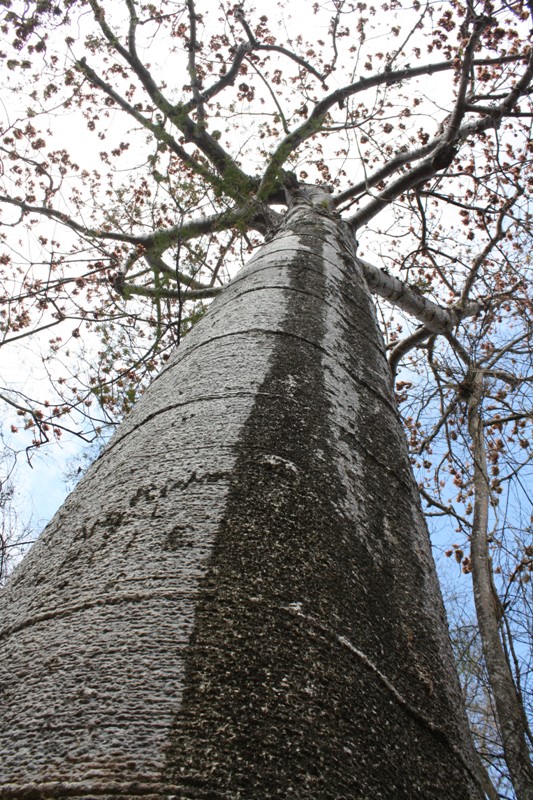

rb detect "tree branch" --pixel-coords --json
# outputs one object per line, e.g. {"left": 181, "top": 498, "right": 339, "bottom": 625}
{"left": 185, "top": 0, "right": 206, "bottom": 131}
{"left": 117, "top": 282, "right": 220, "bottom": 302}
{"left": 256, "top": 53, "right": 527, "bottom": 202}
{"left": 443, "top": 16, "right": 491, "bottom": 145}
{"left": 0, "top": 192, "right": 142, "bottom": 244}
{"left": 389, "top": 327, "right": 435, "bottom": 380}
{"left": 360, "top": 257, "right": 482, "bottom": 333}
{"left": 76, "top": 57, "right": 215, "bottom": 186}
{"left": 85, "top": 0, "right": 255, "bottom": 198}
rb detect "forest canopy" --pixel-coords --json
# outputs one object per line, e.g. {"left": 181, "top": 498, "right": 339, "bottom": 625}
{"left": 0, "top": 0, "right": 532, "bottom": 795}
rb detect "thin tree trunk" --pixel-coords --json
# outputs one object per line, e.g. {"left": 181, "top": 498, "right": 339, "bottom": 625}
{"left": 0, "top": 189, "right": 483, "bottom": 798}
{"left": 467, "top": 370, "right": 533, "bottom": 799}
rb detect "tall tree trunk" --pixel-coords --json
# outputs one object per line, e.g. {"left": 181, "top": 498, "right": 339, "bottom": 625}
{"left": 0, "top": 189, "right": 484, "bottom": 799}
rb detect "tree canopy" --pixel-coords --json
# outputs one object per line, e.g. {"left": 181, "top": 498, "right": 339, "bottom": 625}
{"left": 1, "top": 0, "right": 532, "bottom": 795}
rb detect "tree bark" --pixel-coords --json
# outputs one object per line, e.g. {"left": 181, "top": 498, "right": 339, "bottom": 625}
{"left": 0, "top": 189, "right": 483, "bottom": 799}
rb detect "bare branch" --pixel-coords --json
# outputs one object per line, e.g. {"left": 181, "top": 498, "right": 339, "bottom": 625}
{"left": 0, "top": 192, "right": 142, "bottom": 244}
{"left": 233, "top": 5, "right": 326, "bottom": 84}
{"left": 185, "top": 0, "right": 206, "bottom": 131}
{"left": 459, "top": 189, "right": 524, "bottom": 307}
{"left": 182, "top": 41, "right": 254, "bottom": 112}
{"left": 442, "top": 16, "right": 492, "bottom": 145}
{"left": 389, "top": 327, "right": 435, "bottom": 380}
{"left": 419, "top": 485, "right": 471, "bottom": 527}
{"left": 118, "top": 282, "right": 220, "bottom": 302}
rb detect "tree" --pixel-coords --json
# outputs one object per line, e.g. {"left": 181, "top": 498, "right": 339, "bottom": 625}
{"left": 0, "top": 432, "right": 36, "bottom": 583}
{"left": 0, "top": 0, "right": 532, "bottom": 797}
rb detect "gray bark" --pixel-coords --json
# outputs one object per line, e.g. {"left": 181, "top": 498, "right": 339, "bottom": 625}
{"left": 0, "top": 191, "right": 483, "bottom": 799}
{"left": 359, "top": 257, "right": 483, "bottom": 333}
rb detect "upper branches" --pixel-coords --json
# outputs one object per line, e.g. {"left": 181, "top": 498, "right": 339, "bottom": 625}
{"left": 81, "top": 0, "right": 255, "bottom": 199}
{"left": 1, "top": 0, "right": 532, "bottom": 471}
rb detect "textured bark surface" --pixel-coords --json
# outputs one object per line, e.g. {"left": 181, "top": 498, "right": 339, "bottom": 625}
{"left": 0, "top": 192, "right": 482, "bottom": 798}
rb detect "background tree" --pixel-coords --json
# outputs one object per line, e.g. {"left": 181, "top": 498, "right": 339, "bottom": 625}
{"left": 0, "top": 0, "right": 532, "bottom": 796}
{"left": 0, "top": 428, "right": 36, "bottom": 583}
